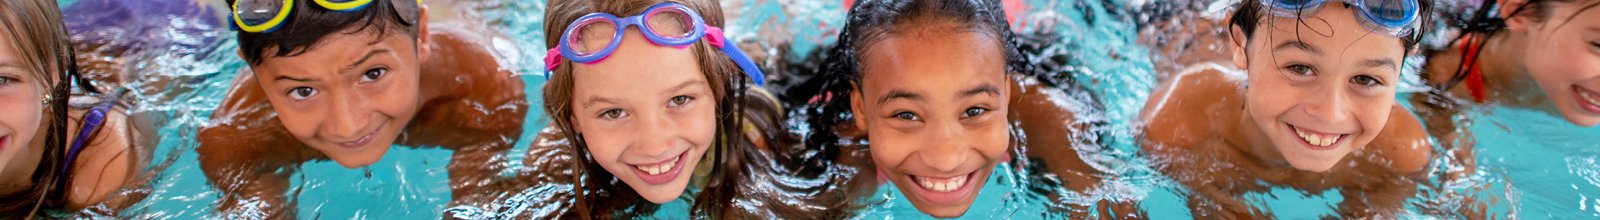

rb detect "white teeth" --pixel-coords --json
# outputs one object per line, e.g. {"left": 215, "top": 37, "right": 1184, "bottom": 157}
{"left": 1293, "top": 126, "right": 1338, "bottom": 147}
{"left": 637, "top": 156, "right": 679, "bottom": 175}
{"left": 916, "top": 175, "right": 968, "bottom": 192}
{"left": 1580, "top": 88, "right": 1600, "bottom": 106}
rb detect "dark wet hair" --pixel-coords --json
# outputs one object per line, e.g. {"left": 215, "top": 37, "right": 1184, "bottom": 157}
{"left": 1436, "top": 0, "right": 1600, "bottom": 91}
{"left": 787, "top": 0, "right": 1029, "bottom": 169}
{"left": 1228, "top": 0, "right": 1434, "bottom": 54}
{"left": 541, "top": 0, "right": 752, "bottom": 218}
{"left": 0, "top": 0, "right": 82, "bottom": 216}
{"left": 228, "top": 0, "right": 419, "bottom": 65}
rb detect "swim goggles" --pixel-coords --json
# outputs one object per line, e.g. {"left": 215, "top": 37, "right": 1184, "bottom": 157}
{"left": 1261, "top": 0, "right": 1420, "bottom": 38}
{"left": 231, "top": 0, "right": 422, "bottom": 33}
{"left": 543, "top": 2, "right": 766, "bottom": 86}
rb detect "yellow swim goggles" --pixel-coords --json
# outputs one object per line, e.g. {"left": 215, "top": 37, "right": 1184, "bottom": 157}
{"left": 231, "top": 0, "right": 421, "bottom": 33}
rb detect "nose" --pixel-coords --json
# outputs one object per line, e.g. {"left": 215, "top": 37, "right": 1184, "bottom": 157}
{"left": 324, "top": 91, "right": 370, "bottom": 141}
{"left": 1302, "top": 84, "right": 1351, "bottom": 124}
{"left": 632, "top": 111, "right": 680, "bottom": 159}
{"left": 919, "top": 121, "right": 974, "bottom": 173}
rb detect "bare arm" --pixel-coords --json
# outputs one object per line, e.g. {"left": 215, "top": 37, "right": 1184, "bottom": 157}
{"left": 196, "top": 70, "right": 313, "bottom": 218}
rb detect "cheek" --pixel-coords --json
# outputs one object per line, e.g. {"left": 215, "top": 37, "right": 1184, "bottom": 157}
{"left": 681, "top": 103, "right": 719, "bottom": 146}
{"left": 577, "top": 121, "right": 627, "bottom": 164}
{"left": 376, "top": 73, "right": 422, "bottom": 119}
{"left": 0, "top": 94, "right": 44, "bottom": 140}
{"left": 267, "top": 101, "right": 321, "bottom": 141}
{"left": 866, "top": 126, "right": 916, "bottom": 169}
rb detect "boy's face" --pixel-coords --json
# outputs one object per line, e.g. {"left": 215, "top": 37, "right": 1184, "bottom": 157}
{"left": 568, "top": 28, "right": 716, "bottom": 204}
{"left": 247, "top": 29, "right": 426, "bottom": 168}
{"left": 850, "top": 28, "right": 1010, "bottom": 218}
{"left": 1232, "top": 4, "right": 1403, "bottom": 172}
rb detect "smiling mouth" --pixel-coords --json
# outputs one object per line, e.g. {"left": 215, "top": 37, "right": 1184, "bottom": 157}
{"left": 630, "top": 150, "right": 688, "bottom": 185}
{"left": 335, "top": 126, "right": 381, "bottom": 149}
{"left": 1289, "top": 124, "right": 1345, "bottom": 150}
{"left": 906, "top": 170, "right": 979, "bottom": 204}
{"left": 1575, "top": 86, "right": 1600, "bottom": 114}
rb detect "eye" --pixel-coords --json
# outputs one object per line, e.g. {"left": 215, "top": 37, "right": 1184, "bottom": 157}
{"left": 287, "top": 87, "right": 317, "bottom": 100}
{"left": 599, "top": 109, "right": 629, "bottom": 120}
{"left": 891, "top": 111, "right": 921, "bottom": 121}
{"left": 361, "top": 68, "right": 387, "bottom": 82}
{"left": 667, "top": 95, "right": 695, "bottom": 107}
{"left": 1282, "top": 64, "right": 1315, "bottom": 76}
{"left": 0, "top": 76, "right": 14, "bottom": 87}
{"left": 961, "top": 107, "right": 990, "bottom": 119}
{"left": 1350, "top": 75, "right": 1385, "bottom": 87}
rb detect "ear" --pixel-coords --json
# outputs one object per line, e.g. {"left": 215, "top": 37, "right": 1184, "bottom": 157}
{"left": 416, "top": 5, "right": 433, "bottom": 61}
{"left": 849, "top": 83, "right": 868, "bottom": 133}
{"left": 1229, "top": 24, "right": 1250, "bottom": 69}
{"left": 1501, "top": 0, "right": 1534, "bottom": 32}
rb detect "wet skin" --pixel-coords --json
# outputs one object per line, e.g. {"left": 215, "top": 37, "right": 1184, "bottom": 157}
{"left": 1140, "top": 5, "right": 1432, "bottom": 218}
{"left": 0, "top": 25, "right": 142, "bottom": 213}
{"left": 848, "top": 28, "right": 1011, "bottom": 218}
{"left": 195, "top": 17, "right": 527, "bottom": 217}
{"left": 1420, "top": 0, "right": 1600, "bottom": 127}
{"left": 564, "top": 28, "right": 717, "bottom": 204}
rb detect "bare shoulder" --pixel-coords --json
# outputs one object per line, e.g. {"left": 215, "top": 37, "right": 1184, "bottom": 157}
{"left": 1141, "top": 64, "right": 1245, "bottom": 150}
{"left": 197, "top": 69, "right": 308, "bottom": 177}
{"left": 1365, "top": 104, "right": 1433, "bottom": 174}
{"left": 63, "top": 107, "right": 140, "bottom": 209}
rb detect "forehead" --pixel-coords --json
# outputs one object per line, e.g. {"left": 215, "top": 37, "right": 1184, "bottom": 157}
{"left": 569, "top": 29, "right": 706, "bottom": 99}
{"left": 1252, "top": 5, "right": 1406, "bottom": 54}
{"left": 857, "top": 31, "right": 1006, "bottom": 94}
{"left": 252, "top": 30, "right": 414, "bottom": 76}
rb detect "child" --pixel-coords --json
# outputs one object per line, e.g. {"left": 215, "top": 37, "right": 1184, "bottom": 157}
{"left": 0, "top": 0, "right": 142, "bottom": 216}
{"left": 526, "top": 0, "right": 771, "bottom": 218}
{"left": 790, "top": 0, "right": 1124, "bottom": 217}
{"left": 1419, "top": 0, "right": 1600, "bottom": 127}
{"left": 197, "top": 0, "right": 527, "bottom": 216}
{"left": 1140, "top": 0, "right": 1434, "bottom": 217}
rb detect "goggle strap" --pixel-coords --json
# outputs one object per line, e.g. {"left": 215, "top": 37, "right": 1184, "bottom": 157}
{"left": 708, "top": 27, "right": 766, "bottom": 86}
{"left": 544, "top": 48, "right": 561, "bottom": 80}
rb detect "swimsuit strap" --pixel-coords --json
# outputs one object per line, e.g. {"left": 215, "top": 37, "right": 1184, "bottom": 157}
{"left": 52, "top": 99, "right": 116, "bottom": 196}
{"left": 1464, "top": 34, "right": 1488, "bottom": 103}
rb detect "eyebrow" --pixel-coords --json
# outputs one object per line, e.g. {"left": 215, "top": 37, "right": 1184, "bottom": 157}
{"left": 273, "top": 49, "right": 394, "bottom": 82}
{"left": 959, "top": 84, "right": 1001, "bottom": 98}
{"left": 877, "top": 89, "right": 924, "bottom": 105}
{"left": 342, "top": 49, "right": 393, "bottom": 73}
{"left": 1273, "top": 41, "right": 1322, "bottom": 55}
{"left": 1360, "top": 58, "right": 1399, "bottom": 69}
{"left": 581, "top": 80, "right": 707, "bottom": 108}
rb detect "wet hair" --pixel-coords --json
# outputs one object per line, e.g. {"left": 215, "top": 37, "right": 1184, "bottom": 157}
{"left": 1228, "top": 0, "right": 1434, "bottom": 55}
{"left": 228, "top": 0, "right": 420, "bottom": 65}
{"left": 541, "top": 0, "right": 750, "bottom": 218}
{"left": 0, "top": 0, "right": 80, "bottom": 216}
{"left": 1437, "top": 0, "right": 1600, "bottom": 91}
{"left": 787, "top": 0, "right": 1029, "bottom": 169}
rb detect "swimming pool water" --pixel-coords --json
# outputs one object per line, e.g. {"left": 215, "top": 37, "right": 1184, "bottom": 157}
{"left": 61, "top": 0, "right": 1600, "bottom": 218}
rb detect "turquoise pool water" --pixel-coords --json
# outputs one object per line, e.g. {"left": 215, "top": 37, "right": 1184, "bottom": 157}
{"left": 61, "top": 0, "right": 1598, "bottom": 218}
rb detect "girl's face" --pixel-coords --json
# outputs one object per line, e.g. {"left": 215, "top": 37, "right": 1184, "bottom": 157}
{"left": 1231, "top": 4, "right": 1404, "bottom": 172}
{"left": 1506, "top": 2, "right": 1600, "bottom": 126}
{"left": 569, "top": 28, "right": 715, "bottom": 204}
{"left": 850, "top": 29, "right": 1010, "bottom": 218}
{"left": 0, "top": 30, "right": 46, "bottom": 181}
